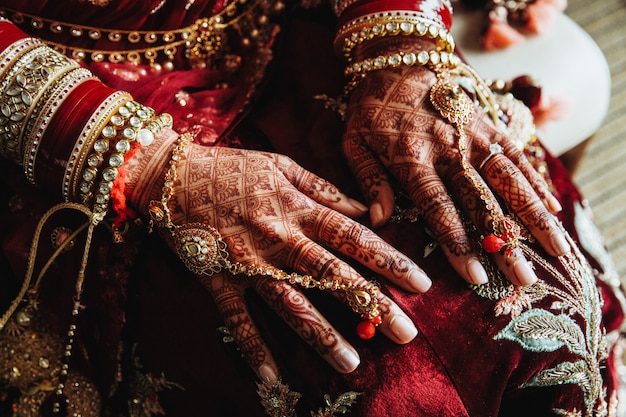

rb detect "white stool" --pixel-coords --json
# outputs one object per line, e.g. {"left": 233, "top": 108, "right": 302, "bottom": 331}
{"left": 451, "top": 7, "right": 611, "bottom": 158}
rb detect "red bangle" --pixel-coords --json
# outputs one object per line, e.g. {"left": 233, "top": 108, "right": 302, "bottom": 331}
{"left": 0, "top": 20, "right": 29, "bottom": 50}
{"left": 36, "top": 80, "right": 116, "bottom": 192}
{"left": 339, "top": 0, "right": 452, "bottom": 30}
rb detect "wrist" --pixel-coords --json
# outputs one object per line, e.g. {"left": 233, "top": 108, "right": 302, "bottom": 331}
{"left": 124, "top": 127, "right": 182, "bottom": 216}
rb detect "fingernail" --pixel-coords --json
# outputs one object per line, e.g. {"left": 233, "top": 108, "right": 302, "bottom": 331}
{"left": 389, "top": 315, "right": 418, "bottom": 343}
{"left": 258, "top": 364, "right": 278, "bottom": 385}
{"left": 408, "top": 269, "right": 432, "bottom": 292}
{"left": 551, "top": 231, "right": 569, "bottom": 255}
{"left": 546, "top": 194, "right": 562, "bottom": 213}
{"left": 370, "top": 202, "right": 385, "bottom": 227}
{"left": 467, "top": 259, "right": 489, "bottom": 285}
{"left": 348, "top": 198, "right": 368, "bottom": 212}
{"left": 513, "top": 260, "right": 537, "bottom": 286}
{"left": 334, "top": 348, "right": 360, "bottom": 372}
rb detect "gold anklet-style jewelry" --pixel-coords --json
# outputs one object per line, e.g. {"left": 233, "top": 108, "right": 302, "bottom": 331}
{"left": 147, "top": 133, "right": 383, "bottom": 339}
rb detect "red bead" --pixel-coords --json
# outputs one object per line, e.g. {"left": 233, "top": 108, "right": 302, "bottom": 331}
{"left": 483, "top": 234, "right": 505, "bottom": 253}
{"left": 370, "top": 315, "right": 382, "bottom": 326}
{"left": 356, "top": 321, "right": 376, "bottom": 340}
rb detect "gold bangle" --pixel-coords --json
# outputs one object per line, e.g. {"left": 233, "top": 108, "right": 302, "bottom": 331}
{"left": 332, "top": 0, "right": 454, "bottom": 17}
{"left": 23, "top": 67, "right": 94, "bottom": 185}
{"left": 344, "top": 49, "right": 460, "bottom": 94}
{"left": 335, "top": 16, "right": 454, "bottom": 60}
{"left": 73, "top": 92, "right": 131, "bottom": 206}
{"left": 0, "top": 45, "right": 76, "bottom": 165}
{"left": 148, "top": 133, "right": 384, "bottom": 339}
{"left": 0, "top": 37, "right": 41, "bottom": 80}
{"left": 90, "top": 100, "right": 158, "bottom": 217}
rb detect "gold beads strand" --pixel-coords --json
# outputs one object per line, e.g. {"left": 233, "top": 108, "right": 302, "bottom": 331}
{"left": 148, "top": 133, "right": 383, "bottom": 339}
{"left": 343, "top": 49, "right": 460, "bottom": 95}
{"left": 335, "top": 12, "right": 455, "bottom": 59}
{"left": 0, "top": 0, "right": 285, "bottom": 70}
{"left": 0, "top": 202, "right": 100, "bottom": 415}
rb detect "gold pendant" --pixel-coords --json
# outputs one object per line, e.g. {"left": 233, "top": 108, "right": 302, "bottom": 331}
{"left": 429, "top": 75, "right": 474, "bottom": 126}
{"left": 172, "top": 223, "right": 230, "bottom": 276}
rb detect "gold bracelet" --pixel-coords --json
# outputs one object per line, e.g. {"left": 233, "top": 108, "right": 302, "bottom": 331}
{"left": 148, "top": 133, "right": 384, "bottom": 339}
{"left": 335, "top": 16, "right": 454, "bottom": 60}
{"left": 91, "top": 100, "right": 160, "bottom": 217}
{"left": 0, "top": 45, "right": 77, "bottom": 165}
{"left": 0, "top": 37, "right": 41, "bottom": 79}
{"left": 332, "top": 0, "right": 453, "bottom": 17}
{"left": 344, "top": 49, "right": 460, "bottom": 95}
{"left": 23, "top": 67, "right": 95, "bottom": 185}
{"left": 75, "top": 92, "right": 132, "bottom": 206}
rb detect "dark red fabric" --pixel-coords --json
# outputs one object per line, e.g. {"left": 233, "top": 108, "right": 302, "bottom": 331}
{"left": 0, "top": 2, "right": 622, "bottom": 417}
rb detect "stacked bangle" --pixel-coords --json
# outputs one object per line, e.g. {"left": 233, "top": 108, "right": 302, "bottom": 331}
{"left": 331, "top": 0, "right": 458, "bottom": 98}
{"left": 23, "top": 67, "right": 96, "bottom": 184}
{"left": 334, "top": 0, "right": 453, "bottom": 21}
{"left": 0, "top": 44, "right": 78, "bottom": 165}
{"left": 338, "top": 0, "right": 453, "bottom": 30}
{"left": 335, "top": 13, "right": 455, "bottom": 60}
{"left": 75, "top": 92, "right": 132, "bottom": 207}
{"left": 344, "top": 49, "right": 460, "bottom": 94}
{"left": 90, "top": 100, "right": 161, "bottom": 218}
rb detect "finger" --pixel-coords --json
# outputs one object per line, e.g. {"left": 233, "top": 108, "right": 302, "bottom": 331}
{"left": 404, "top": 166, "right": 490, "bottom": 285}
{"left": 448, "top": 168, "right": 538, "bottom": 287}
{"left": 283, "top": 238, "right": 418, "bottom": 344}
{"left": 477, "top": 149, "right": 570, "bottom": 257}
{"left": 204, "top": 273, "right": 280, "bottom": 384}
{"left": 254, "top": 277, "right": 362, "bottom": 373}
{"left": 301, "top": 206, "right": 432, "bottom": 293}
{"left": 272, "top": 154, "right": 368, "bottom": 218}
{"left": 501, "top": 139, "right": 562, "bottom": 213}
{"left": 341, "top": 132, "right": 396, "bottom": 227}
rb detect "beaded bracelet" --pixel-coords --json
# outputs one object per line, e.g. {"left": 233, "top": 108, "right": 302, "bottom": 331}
{"left": 335, "top": 16, "right": 455, "bottom": 61}
{"left": 75, "top": 92, "right": 132, "bottom": 206}
{"left": 90, "top": 100, "right": 160, "bottom": 218}
{"left": 148, "top": 133, "right": 384, "bottom": 339}
{"left": 344, "top": 49, "right": 460, "bottom": 94}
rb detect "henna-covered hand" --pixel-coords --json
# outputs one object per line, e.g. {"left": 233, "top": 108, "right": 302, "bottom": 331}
{"left": 343, "top": 37, "right": 568, "bottom": 287}
{"left": 126, "top": 129, "right": 431, "bottom": 384}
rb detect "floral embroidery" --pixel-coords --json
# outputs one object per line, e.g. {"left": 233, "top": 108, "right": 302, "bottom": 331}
{"left": 486, "top": 233, "right": 607, "bottom": 416}
{"left": 257, "top": 380, "right": 302, "bottom": 417}
{"left": 257, "top": 379, "right": 360, "bottom": 417}
{"left": 495, "top": 310, "right": 587, "bottom": 355}
{"left": 310, "top": 392, "right": 360, "bottom": 417}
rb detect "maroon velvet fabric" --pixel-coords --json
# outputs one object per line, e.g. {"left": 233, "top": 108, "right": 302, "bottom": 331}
{"left": 0, "top": 2, "right": 623, "bottom": 417}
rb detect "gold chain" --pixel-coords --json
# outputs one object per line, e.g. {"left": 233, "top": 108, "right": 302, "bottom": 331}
{"left": 147, "top": 133, "right": 384, "bottom": 337}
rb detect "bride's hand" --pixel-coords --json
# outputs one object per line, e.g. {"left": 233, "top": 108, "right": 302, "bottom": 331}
{"left": 126, "top": 129, "right": 431, "bottom": 383}
{"left": 342, "top": 38, "right": 568, "bottom": 287}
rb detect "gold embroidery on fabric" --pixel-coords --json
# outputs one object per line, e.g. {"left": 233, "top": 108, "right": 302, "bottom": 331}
{"left": 487, "top": 233, "right": 606, "bottom": 416}
{"left": 257, "top": 379, "right": 360, "bottom": 417}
